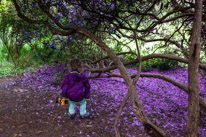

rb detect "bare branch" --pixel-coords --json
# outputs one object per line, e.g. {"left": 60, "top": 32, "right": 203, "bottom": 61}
{"left": 133, "top": 31, "right": 142, "bottom": 85}
{"left": 84, "top": 54, "right": 206, "bottom": 73}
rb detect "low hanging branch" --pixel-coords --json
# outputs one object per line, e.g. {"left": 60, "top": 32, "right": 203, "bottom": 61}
{"left": 88, "top": 72, "right": 206, "bottom": 114}
{"left": 84, "top": 53, "right": 206, "bottom": 73}
{"left": 37, "top": 1, "right": 171, "bottom": 136}
{"left": 133, "top": 31, "right": 142, "bottom": 85}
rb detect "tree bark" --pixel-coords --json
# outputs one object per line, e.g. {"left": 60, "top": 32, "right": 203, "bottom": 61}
{"left": 185, "top": 0, "right": 202, "bottom": 136}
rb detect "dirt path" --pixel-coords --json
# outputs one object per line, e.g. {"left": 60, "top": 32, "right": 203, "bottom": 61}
{"left": 0, "top": 75, "right": 148, "bottom": 137}
{"left": 0, "top": 75, "right": 100, "bottom": 137}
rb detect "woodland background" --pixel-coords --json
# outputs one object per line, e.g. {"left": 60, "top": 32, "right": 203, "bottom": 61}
{"left": 0, "top": 0, "right": 206, "bottom": 137}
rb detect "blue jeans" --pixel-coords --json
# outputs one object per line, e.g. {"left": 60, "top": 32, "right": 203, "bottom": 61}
{"left": 69, "top": 99, "right": 87, "bottom": 115}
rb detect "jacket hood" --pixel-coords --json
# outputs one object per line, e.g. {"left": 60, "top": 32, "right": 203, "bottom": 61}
{"left": 70, "top": 71, "right": 84, "bottom": 82}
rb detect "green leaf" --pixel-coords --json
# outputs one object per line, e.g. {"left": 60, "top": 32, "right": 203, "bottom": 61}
{"left": 85, "top": 125, "right": 93, "bottom": 127}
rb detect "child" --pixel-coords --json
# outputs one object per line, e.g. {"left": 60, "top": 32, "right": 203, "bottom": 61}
{"left": 61, "top": 59, "right": 90, "bottom": 119}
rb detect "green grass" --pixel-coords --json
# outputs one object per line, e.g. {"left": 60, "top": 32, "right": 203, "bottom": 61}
{"left": 0, "top": 48, "right": 41, "bottom": 78}
{"left": 0, "top": 58, "right": 38, "bottom": 78}
{"left": 0, "top": 40, "right": 45, "bottom": 78}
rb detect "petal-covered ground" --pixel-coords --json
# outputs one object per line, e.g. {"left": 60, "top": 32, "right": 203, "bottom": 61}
{"left": 0, "top": 64, "right": 205, "bottom": 137}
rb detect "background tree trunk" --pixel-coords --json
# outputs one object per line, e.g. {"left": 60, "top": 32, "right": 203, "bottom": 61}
{"left": 185, "top": 0, "right": 202, "bottom": 136}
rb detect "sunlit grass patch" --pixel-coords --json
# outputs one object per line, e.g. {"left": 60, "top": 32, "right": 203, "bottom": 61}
{"left": 0, "top": 58, "right": 39, "bottom": 78}
{"left": 0, "top": 59, "right": 13, "bottom": 77}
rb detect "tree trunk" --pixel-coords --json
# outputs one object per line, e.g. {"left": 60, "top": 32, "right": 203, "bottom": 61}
{"left": 75, "top": 29, "right": 171, "bottom": 136}
{"left": 185, "top": 0, "right": 202, "bottom": 136}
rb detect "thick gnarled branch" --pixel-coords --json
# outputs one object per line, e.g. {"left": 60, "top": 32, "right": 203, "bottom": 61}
{"left": 88, "top": 72, "right": 206, "bottom": 113}
{"left": 84, "top": 53, "right": 206, "bottom": 73}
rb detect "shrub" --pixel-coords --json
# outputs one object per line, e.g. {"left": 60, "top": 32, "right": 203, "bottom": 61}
{"left": 141, "top": 61, "right": 152, "bottom": 72}
{"left": 150, "top": 58, "right": 178, "bottom": 71}
{"left": 52, "top": 72, "right": 64, "bottom": 86}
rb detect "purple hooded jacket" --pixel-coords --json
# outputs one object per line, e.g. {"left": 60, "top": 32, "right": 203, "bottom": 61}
{"left": 61, "top": 71, "right": 90, "bottom": 102}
